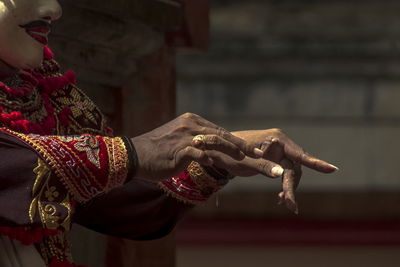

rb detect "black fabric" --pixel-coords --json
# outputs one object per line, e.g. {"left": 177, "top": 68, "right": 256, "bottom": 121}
{"left": 0, "top": 132, "right": 42, "bottom": 227}
{"left": 74, "top": 179, "right": 193, "bottom": 240}
{"left": 0, "top": 131, "right": 193, "bottom": 239}
{"left": 120, "top": 136, "right": 137, "bottom": 183}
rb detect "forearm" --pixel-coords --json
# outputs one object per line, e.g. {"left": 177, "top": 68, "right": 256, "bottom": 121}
{"left": 0, "top": 128, "right": 132, "bottom": 203}
{"left": 74, "top": 178, "right": 193, "bottom": 240}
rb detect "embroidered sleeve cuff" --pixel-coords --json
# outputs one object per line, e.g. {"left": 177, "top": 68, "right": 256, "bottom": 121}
{"left": 159, "top": 161, "right": 227, "bottom": 205}
{"left": 0, "top": 128, "right": 129, "bottom": 203}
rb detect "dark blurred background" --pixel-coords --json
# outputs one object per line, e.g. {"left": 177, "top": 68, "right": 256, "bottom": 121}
{"left": 176, "top": 0, "right": 400, "bottom": 266}
{"left": 51, "top": 0, "right": 400, "bottom": 266}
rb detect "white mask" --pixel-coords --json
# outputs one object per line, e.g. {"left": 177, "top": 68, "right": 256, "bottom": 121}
{"left": 0, "top": 0, "right": 62, "bottom": 72}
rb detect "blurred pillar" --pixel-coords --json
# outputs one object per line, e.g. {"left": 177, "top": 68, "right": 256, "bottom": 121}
{"left": 106, "top": 45, "right": 177, "bottom": 267}
{"left": 51, "top": 0, "right": 209, "bottom": 265}
{"left": 106, "top": 1, "right": 209, "bottom": 266}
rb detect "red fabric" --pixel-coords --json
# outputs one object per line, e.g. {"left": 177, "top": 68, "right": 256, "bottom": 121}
{"left": 160, "top": 170, "right": 213, "bottom": 204}
{"left": 0, "top": 46, "right": 76, "bottom": 135}
{"left": 0, "top": 47, "right": 82, "bottom": 266}
{"left": 0, "top": 130, "right": 120, "bottom": 203}
{"left": 0, "top": 226, "right": 58, "bottom": 245}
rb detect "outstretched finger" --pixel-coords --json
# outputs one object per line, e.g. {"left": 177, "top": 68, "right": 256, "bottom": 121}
{"left": 208, "top": 150, "right": 285, "bottom": 178}
{"left": 279, "top": 159, "right": 299, "bottom": 214}
{"left": 274, "top": 138, "right": 338, "bottom": 173}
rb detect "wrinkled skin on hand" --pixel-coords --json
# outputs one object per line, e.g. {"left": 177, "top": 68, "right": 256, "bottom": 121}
{"left": 220, "top": 129, "right": 338, "bottom": 214}
{"left": 131, "top": 113, "right": 337, "bottom": 214}
{"left": 131, "top": 113, "right": 283, "bottom": 182}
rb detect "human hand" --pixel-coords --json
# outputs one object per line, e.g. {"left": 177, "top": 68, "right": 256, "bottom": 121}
{"left": 209, "top": 129, "right": 337, "bottom": 214}
{"left": 232, "top": 129, "right": 338, "bottom": 173}
{"left": 130, "top": 113, "right": 282, "bottom": 182}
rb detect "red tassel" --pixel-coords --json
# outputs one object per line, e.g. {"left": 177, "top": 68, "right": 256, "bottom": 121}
{"left": 0, "top": 226, "right": 59, "bottom": 246}
{"left": 38, "top": 71, "right": 76, "bottom": 94}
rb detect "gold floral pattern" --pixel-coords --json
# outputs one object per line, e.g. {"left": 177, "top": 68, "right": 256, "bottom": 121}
{"left": 44, "top": 187, "right": 59, "bottom": 202}
{"left": 29, "top": 159, "right": 73, "bottom": 231}
{"left": 51, "top": 84, "right": 107, "bottom": 135}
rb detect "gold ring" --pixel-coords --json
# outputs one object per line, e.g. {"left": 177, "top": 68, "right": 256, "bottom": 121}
{"left": 192, "top": 134, "right": 206, "bottom": 148}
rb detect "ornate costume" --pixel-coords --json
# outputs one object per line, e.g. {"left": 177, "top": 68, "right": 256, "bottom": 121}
{"left": 0, "top": 47, "right": 222, "bottom": 267}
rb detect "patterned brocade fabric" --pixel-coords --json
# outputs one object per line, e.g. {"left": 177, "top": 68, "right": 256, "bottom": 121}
{"left": 0, "top": 46, "right": 132, "bottom": 266}
{"left": 160, "top": 161, "right": 224, "bottom": 205}
{"left": 0, "top": 128, "right": 129, "bottom": 203}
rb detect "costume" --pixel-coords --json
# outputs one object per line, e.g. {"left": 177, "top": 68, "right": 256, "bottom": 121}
{"left": 0, "top": 47, "right": 224, "bottom": 267}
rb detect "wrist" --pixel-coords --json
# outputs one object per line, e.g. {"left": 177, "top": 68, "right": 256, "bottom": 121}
{"left": 159, "top": 161, "right": 230, "bottom": 205}
{"left": 121, "top": 136, "right": 139, "bottom": 182}
{"left": 202, "top": 165, "right": 234, "bottom": 186}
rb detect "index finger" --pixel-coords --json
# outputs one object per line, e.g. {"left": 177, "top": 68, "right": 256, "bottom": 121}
{"left": 278, "top": 139, "right": 338, "bottom": 173}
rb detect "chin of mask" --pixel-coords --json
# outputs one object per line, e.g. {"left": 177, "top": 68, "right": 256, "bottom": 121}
{"left": 0, "top": 0, "right": 61, "bottom": 72}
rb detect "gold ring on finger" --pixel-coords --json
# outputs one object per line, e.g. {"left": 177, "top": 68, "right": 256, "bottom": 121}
{"left": 192, "top": 134, "right": 207, "bottom": 148}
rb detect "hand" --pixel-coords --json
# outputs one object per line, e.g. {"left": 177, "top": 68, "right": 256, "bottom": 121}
{"left": 232, "top": 128, "right": 338, "bottom": 173}
{"left": 210, "top": 129, "right": 337, "bottom": 214}
{"left": 130, "top": 113, "right": 280, "bottom": 181}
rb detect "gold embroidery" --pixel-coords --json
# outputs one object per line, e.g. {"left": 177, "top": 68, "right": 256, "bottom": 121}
{"left": 60, "top": 197, "right": 72, "bottom": 231}
{"left": 50, "top": 84, "right": 107, "bottom": 135}
{"left": 30, "top": 159, "right": 51, "bottom": 223}
{"left": 58, "top": 135, "right": 101, "bottom": 168}
{"left": 32, "top": 159, "right": 50, "bottom": 196}
{"left": 187, "top": 161, "right": 219, "bottom": 192}
{"left": 0, "top": 88, "right": 49, "bottom": 125}
{"left": 29, "top": 159, "right": 73, "bottom": 231}
{"left": 39, "top": 232, "right": 72, "bottom": 264}
{"left": 44, "top": 186, "right": 59, "bottom": 201}
{"left": 104, "top": 137, "right": 129, "bottom": 189}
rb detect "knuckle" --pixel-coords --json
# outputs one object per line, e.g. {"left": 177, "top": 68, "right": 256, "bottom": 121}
{"left": 207, "top": 135, "right": 219, "bottom": 145}
{"left": 181, "top": 146, "right": 192, "bottom": 158}
{"left": 217, "top": 127, "right": 229, "bottom": 138}
{"left": 193, "top": 148, "right": 205, "bottom": 159}
{"left": 271, "top": 128, "right": 285, "bottom": 137}
{"left": 181, "top": 112, "right": 194, "bottom": 119}
{"left": 257, "top": 161, "right": 267, "bottom": 172}
{"left": 175, "top": 125, "right": 189, "bottom": 133}
{"left": 180, "top": 113, "right": 195, "bottom": 124}
{"left": 181, "top": 112, "right": 201, "bottom": 121}
{"left": 199, "top": 151, "right": 208, "bottom": 161}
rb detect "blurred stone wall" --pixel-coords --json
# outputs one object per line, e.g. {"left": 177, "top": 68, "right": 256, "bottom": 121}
{"left": 177, "top": 0, "right": 400, "bottom": 192}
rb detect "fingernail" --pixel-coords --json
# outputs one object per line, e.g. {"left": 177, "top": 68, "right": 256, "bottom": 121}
{"left": 271, "top": 166, "right": 284, "bottom": 177}
{"left": 329, "top": 164, "right": 339, "bottom": 171}
{"left": 254, "top": 148, "right": 263, "bottom": 157}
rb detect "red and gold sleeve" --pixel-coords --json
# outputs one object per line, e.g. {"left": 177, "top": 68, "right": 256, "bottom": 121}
{"left": 0, "top": 128, "right": 131, "bottom": 203}
{"left": 159, "top": 161, "right": 231, "bottom": 205}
